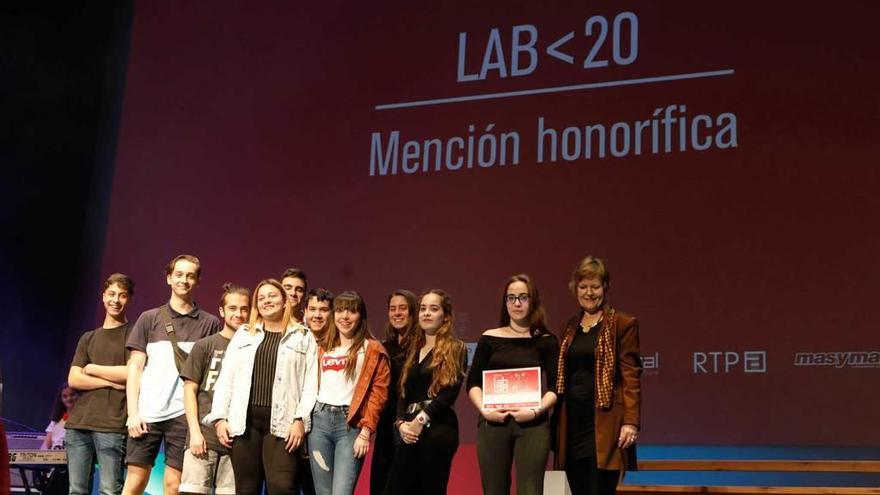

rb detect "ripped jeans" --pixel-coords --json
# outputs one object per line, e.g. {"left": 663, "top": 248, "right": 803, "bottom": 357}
{"left": 308, "top": 402, "right": 364, "bottom": 495}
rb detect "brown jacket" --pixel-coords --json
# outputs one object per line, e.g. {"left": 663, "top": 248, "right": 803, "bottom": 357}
{"left": 318, "top": 339, "right": 391, "bottom": 432}
{"left": 554, "top": 308, "right": 641, "bottom": 470}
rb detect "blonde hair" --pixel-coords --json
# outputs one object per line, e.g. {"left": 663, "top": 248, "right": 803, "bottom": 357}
{"left": 249, "top": 279, "right": 291, "bottom": 330}
{"left": 568, "top": 256, "right": 610, "bottom": 295}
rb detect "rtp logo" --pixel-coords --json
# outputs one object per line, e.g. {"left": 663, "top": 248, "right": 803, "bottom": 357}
{"left": 693, "top": 351, "right": 767, "bottom": 373}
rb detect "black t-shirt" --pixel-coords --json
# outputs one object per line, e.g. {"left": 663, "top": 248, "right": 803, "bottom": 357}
{"left": 180, "top": 332, "right": 231, "bottom": 452}
{"left": 66, "top": 323, "right": 132, "bottom": 433}
{"left": 467, "top": 333, "right": 559, "bottom": 393}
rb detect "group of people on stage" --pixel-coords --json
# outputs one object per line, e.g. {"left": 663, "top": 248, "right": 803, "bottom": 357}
{"left": 59, "top": 253, "right": 641, "bottom": 495}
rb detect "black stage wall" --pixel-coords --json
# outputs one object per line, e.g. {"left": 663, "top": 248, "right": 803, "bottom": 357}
{"left": 0, "top": 3, "right": 134, "bottom": 430}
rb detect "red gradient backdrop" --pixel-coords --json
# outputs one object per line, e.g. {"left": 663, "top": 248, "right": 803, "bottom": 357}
{"left": 103, "top": 0, "right": 880, "bottom": 454}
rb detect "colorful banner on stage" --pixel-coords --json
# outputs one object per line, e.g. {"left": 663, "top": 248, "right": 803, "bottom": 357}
{"left": 103, "top": 0, "right": 880, "bottom": 446}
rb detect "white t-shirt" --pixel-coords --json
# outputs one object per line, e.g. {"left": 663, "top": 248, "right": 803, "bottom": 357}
{"left": 44, "top": 420, "right": 66, "bottom": 449}
{"left": 317, "top": 344, "right": 365, "bottom": 406}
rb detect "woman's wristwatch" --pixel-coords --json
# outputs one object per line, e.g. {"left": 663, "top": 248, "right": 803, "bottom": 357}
{"left": 415, "top": 412, "right": 431, "bottom": 428}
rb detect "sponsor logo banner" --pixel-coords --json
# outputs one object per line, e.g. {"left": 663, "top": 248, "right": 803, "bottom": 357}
{"left": 793, "top": 351, "right": 880, "bottom": 369}
{"left": 642, "top": 351, "right": 660, "bottom": 375}
{"left": 693, "top": 351, "right": 767, "bottom": 374}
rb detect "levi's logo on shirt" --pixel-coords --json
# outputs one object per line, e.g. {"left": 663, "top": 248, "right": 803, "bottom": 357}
{"left": 322, "top": 354, "right": 347, "bottom": 372}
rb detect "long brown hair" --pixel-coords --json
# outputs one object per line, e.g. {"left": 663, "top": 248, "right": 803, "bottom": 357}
{"left": 498, "top": 273, "right": 549, "bottom": 337}
{"left": 49, "top": 383, "right": 77, "bottom": 422}
{"left": 400, "top": 289, "right": 465, "bottom": 398}
{"left": 384, "top": 289, "right": 418, "bottom": 351}
{"left": 322, "top": 291, "right": 372, "bottom": 380}
{"left": 249, "top": 279, "right": 292, "bottom": 330}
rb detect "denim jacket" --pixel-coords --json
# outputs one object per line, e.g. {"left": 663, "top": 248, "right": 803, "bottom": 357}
{"left": 206, "top": 321, "right": 318, "bottom": 438}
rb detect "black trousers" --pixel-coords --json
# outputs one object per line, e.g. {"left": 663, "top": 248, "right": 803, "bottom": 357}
{"left": 293, "top": 437, "right": 316, "bottom": 495}
{"left": 476, "top": 418, "right": 550, "bottom": 495}
{"left": 369, "top": 413, "right": 397, "bottom": 495}
{"left": 565, "top": 456, "right": 619, "bottom": 495}
{"left": 231, "top": 405, "right": 300, "bottom": 495}
{"left": 383, "top": 413, "right": 459, "bottom": 495}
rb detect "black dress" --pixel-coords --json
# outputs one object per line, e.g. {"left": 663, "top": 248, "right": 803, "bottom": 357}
{"left": 564, "top": 325, "right": 599, "bottom": 460}
{"left": 383, "top": 348, "right": 467, "bottom": 495}
{"left": 562, "top": 324, "right": 620, "bottom": 495}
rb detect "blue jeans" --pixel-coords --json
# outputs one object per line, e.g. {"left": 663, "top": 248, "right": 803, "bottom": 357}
{"left": 308, "top": 403, "right": 363, "bottom": 495}
{"left": 66, "top": 428, "right": 126, "bottom": 495}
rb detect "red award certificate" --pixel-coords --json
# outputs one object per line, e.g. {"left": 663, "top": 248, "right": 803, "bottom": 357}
{"left": 482, "top": 367, "right": 541, "bottom": 409}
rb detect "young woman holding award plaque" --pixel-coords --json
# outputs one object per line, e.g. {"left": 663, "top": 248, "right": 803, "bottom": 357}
{"left": 467, "top": 274, "right": 559, "bottom": 495}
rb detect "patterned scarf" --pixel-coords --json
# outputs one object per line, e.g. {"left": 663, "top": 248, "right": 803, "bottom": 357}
{"left": 556, "top": 307, "right": 616, "bottom": 409}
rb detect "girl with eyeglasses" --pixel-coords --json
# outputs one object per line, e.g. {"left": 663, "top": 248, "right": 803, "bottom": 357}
{"left": 467, "top": 274, "right": 559, "bottom": 495}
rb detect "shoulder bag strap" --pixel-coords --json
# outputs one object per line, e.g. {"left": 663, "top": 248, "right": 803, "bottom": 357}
{"left": 160, "top": 306, "right": 190, "bottom": 372}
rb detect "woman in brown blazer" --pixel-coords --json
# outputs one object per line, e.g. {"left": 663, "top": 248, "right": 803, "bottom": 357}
{"left": 554, "top": 256, "right": 641, "bottom": 495}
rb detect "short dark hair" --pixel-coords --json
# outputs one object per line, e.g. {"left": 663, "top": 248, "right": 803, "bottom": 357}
{"left": 281, "top": 268, "right": 308, "bottom": 286}
{"left": 166, "top": 254, "right": 202, "bottom": 278}
{"left": 306, "top": 287, "right": 334, "bottom": 304}
{"left": 102, "top": 273, "right": 135, "bottom": 297}
{"left": 220, "top": 282, "right": 249, "bottom": 307}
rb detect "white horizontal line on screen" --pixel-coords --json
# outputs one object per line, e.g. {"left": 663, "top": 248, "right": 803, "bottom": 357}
{"left": 374, "top": 69, "right": 735, "bottom": 111}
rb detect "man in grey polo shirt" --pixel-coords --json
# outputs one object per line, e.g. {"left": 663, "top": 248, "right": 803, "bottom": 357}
{"left": 122, "top": 254, "right": 221, "bottom": 495}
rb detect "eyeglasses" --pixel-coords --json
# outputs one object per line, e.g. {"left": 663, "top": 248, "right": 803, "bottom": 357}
{"left": 505, "top": 294, "right": 530, "bottom": 304}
